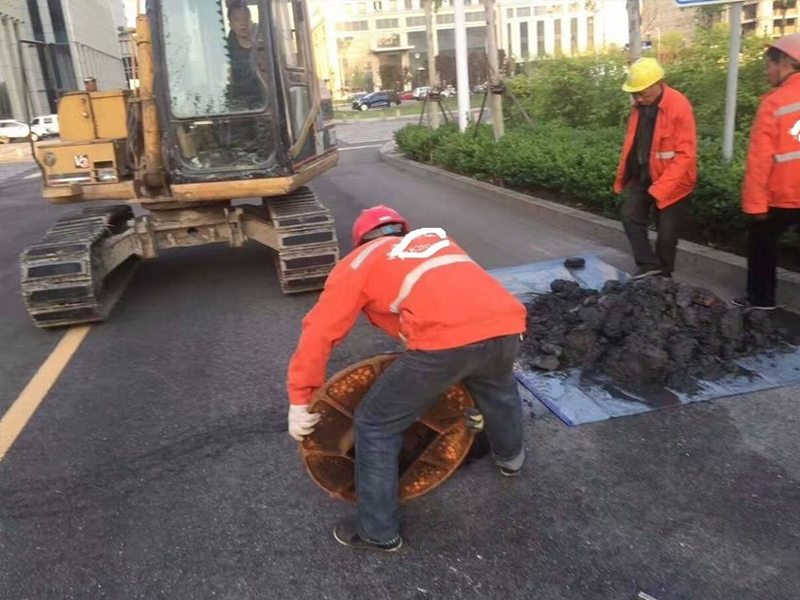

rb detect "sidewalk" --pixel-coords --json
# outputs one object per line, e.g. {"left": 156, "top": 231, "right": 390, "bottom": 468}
{"left": 379, "top": 141, "right": 800, "bottom": 313}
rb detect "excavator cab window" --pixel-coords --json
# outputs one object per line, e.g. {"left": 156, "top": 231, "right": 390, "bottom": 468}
{"left": 271, "top": 0, "right": 318, "bottom": 161}
{"left": 151, "top": 0, "right": 295, "bottom": 182}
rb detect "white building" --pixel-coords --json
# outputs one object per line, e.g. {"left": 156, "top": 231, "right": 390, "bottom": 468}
{"left": 0, "top": 0, "right": 49, "bottom": 120}
{"left": 0, "top": 0, "right": 125, "bottom": 121}
{"left": 309, "top": 0, "right": 629, "bottom": 96}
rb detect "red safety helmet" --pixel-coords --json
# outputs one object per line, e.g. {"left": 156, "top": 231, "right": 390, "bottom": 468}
{"left": 769, "top": 32, "right": 800, "bottom": 63}
{"left": 352, "top": 205, "right": 409, "bottom": 247}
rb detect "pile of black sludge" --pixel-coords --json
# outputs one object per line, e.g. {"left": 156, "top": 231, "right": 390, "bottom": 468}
{"left": 520, "top": 277, "right": 794, "bottom": 389}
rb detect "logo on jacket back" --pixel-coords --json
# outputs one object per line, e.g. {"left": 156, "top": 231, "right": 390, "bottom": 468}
{"left": 388, "top": 228, "right": 451, "bottom": 260}
{"left": 791, "top": 119, "right": 800, "bottom": 143}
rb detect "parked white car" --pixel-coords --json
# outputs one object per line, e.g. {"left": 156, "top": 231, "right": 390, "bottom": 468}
{"left": 412, "top": 86, "right": 431, "bottom": 100}
{"left": 31, "top": 114, "right": 59, "bottom": 136}
{"left": 0, "top": 119, "right": 47, "bottom": 143}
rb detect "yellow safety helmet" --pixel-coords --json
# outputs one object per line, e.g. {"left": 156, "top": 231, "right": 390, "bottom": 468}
{"left": 622, "top": 57, "right": 665, "bottom": 93}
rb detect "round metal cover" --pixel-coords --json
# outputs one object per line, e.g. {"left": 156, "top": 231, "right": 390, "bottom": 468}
{"left": 299, "top": 354, "right": 476, "bottom": 503}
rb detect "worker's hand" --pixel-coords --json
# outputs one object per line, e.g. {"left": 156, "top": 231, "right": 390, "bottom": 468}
{"left": 288, "top": 404, "right": 321, "bottom": 442}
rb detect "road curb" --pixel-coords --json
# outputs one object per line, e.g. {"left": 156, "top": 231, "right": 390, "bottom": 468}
{"left": 379, "top": 141, "right": 800, "bottom": 312}
{"left": 333, "top": 108, "right": 484, "bottom": 125}
{"left": 333, "top": 115, "right": 418, "bottom": 125}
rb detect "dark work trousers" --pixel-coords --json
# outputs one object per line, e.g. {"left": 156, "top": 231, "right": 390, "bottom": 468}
{"left": 353, "top": 334, "right": 525, "bottom": 544}
{"left": 746, "top": 207, "right": 800, "bottom": 307}
{"left": 621, "top": 181, "right": 692, "bottom": 277}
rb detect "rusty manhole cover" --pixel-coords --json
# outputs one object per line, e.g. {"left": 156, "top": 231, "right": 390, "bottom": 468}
{"left": 299, "top": 354, "right": 476, "bottom": 503}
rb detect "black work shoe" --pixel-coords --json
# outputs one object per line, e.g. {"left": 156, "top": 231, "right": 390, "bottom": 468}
{"left": 499, "top": 465, "right": 521, "bottom": 477}
{"left": 333, "top": 521, "right": 403, "bottom": 552}
{"left": 731, "top": 297, "right": 777, "bottom": 311}
{"left": 631, "top": 268, "right": 662, "bottom": 281}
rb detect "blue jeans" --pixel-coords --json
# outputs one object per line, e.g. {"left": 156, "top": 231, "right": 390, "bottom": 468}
{"left": 354, "top": 334, "right": 525, "bottom": 544}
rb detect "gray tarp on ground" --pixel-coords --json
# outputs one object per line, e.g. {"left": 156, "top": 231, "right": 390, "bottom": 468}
{"left": 489, "top": 254, "right": 800, "bottom": 426}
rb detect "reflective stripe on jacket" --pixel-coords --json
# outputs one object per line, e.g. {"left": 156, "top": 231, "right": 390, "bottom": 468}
{"left": 286, "top": 229, "right": 527, "bottom": 405}
{"left": 742, "top": 72, "right": 800, "bottom": 214}
{"left": 614, "top": 85, "right": 698, "bottom": 209}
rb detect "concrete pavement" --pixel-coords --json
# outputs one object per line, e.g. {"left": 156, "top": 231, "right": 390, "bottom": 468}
{"left": 0, "top": 141, "right": 798, "bottom": 600}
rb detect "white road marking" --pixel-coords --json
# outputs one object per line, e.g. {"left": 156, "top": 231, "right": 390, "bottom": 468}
{"left": 24, "top": 171, "right": 41, "bottom": 179}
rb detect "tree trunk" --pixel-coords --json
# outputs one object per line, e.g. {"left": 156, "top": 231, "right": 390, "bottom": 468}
{"left": 424, "top": 0, "right": 439, "bottom": 128}
{"left": 627, "top": 0, "right": 642, "bottom": 62}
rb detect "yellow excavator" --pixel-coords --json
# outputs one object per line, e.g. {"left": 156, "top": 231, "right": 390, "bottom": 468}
{"left": 21, "top": 0, "right": 339, "bottom": 328}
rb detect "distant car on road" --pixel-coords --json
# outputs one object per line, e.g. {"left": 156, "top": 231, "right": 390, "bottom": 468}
{"left": 412, "top": 86, "right": 431, "bottom": 100}
{"left": 31, "top": 114, "right": 59, "bottom": 137}
{"left": 352, "top": 90, "right": 401, "bottom": 111}
{"left": 348, "top": 91, "right": 368, "bottom": 103}
{"left": 399, "top": 90, "right": 415, "bottom": 101}
{"left": 0, "top": 119, "right": 47, "bottom": 143}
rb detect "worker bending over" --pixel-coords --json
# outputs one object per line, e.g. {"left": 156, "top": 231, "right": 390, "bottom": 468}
{"left": 286, "top": 206, "right": 527, "bottom": 552}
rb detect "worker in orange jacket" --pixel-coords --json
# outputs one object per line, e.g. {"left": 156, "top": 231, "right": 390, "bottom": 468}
{"left": 614, "top": 57, "right": 698, "bottom": 280}
{"left": 733, "top": 33, "right": 800, "bottom": 310}
{"left": 286, "top": 206, "right": 527, "bottom": 552}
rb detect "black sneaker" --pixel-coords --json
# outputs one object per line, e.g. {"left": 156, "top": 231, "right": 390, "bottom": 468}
{"left": 333, "top": 521, "right": 403, "bottom": 552}
{"left": 731, "top": 297, "right": 777, "bottom": 311}
{"left": 631, "top": 268, "right": 662, "bottom": 281}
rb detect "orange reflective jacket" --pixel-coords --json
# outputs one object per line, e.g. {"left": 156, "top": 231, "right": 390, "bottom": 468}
{"left": 286, "top": 229, "right": 527, "bottom": 405}
{"left": 614, "top": 85, "right": 698, "bottom": 209}
{"left": 742, "top": 72, "right": 800, "bottom": 214}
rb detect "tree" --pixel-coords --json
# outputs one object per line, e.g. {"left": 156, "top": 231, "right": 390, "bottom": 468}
{"left": 696, "top": 5, "right": 725, "bottom": 29}
{"left": 468, "top": 52, "right": 490, "bottom": 87}
{"left": 351, "top": 67, "right": 374, "bottom": 93}
{"left": 497, "top": 49, "right": 508, "bottom": 76}
{"left": 436, "top": 54, "right": 457, "bottom": 88}
{"left": 379, "top": 63, "right": 412, "bottom": 91}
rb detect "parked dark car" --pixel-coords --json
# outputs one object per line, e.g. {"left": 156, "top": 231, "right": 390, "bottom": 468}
{"left": 352, "top": 91, "right": 401, "bottom": 111}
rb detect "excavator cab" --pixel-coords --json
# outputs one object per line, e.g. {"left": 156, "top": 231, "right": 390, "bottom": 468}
{"left": 21, "top": 0, "right": 340, "bottom": 328}
{"left": 151, "top": 0, "right": 331, "bottom": 183}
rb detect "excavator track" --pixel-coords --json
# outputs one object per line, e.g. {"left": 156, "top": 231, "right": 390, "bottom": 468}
{"left": 265, "top": 187, "right": 339, "bottom": 294}
{"left": 20, "top": 205, "right": 138, "bottom": 328}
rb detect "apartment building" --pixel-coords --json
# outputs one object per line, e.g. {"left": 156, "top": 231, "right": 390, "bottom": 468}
{"left": 0, "top": 0, "right": 125, "bottom": 121}
{"left": 309, "top": 0, "right": 627, "bottom": 96}
{"left": 740, "top": 0, "right": 798, "bottom": 36}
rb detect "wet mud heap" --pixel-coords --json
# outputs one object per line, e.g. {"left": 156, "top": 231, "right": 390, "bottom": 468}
{"left": 521, "top": 278, "right": 792, "bottom": 388}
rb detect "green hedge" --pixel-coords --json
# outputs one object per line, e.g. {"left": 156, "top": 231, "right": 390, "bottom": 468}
{"left": 393, "top": 123, "right": 799, "bottom": 263}
{"left": 503, "top": 26, "right": 770, "bottom": 137}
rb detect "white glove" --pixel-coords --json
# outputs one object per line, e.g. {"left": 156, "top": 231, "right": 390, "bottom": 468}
{"left": 288, "top": 404, "right": 321, "bottom": 441}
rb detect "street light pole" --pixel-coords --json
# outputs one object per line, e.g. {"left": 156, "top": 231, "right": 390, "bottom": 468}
{"left": 722, "top": 2, "right": 743, "bottom": 163}
{"left": 453, "top": 0, "right": 470, "bottom": 132}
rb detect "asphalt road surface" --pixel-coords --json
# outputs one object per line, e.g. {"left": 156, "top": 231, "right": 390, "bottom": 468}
{"left": 1, "top": 137, "right": 799, "bottom": 600}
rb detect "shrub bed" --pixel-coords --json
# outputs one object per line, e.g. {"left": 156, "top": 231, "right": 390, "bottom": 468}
{"left": 393, "top": 123, "right": 799, "bottom": 268}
